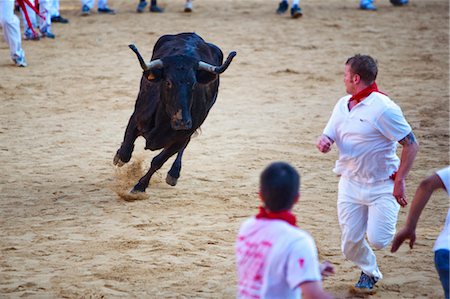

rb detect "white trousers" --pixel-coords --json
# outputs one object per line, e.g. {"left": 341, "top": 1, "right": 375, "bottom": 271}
{"left": 0, "top": 0, "right": 24, "bottom": 60}
{"left": 82, "top": 0, "right": 108, "bottom": 10}
{"left": 337, "top": 176, "right": 400, "bottom": 280}
{"left": 20, "top": 0, "right": 52, "bottom": 32}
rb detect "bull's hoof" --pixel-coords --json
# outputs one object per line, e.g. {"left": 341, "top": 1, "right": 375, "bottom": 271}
{"left": 113, "top": 153, "right": 125, "bottom": 167}
{"left": 166, "top": 174, "right": 178, "bottom": 186}
{"left": 130, "top": 182, "right": 147, "bottom": 193}
{"left": 129, "top": 187, "right": 144, "bottom": 194}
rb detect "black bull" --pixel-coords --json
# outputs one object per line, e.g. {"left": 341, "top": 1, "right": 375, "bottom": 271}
{"left": 113, "top": 33, "right": 236, "bottom": 193}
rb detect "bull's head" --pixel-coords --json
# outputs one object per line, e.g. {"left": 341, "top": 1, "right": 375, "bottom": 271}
{"left": 129, "top": 44, "right": 236, "bottom": 131}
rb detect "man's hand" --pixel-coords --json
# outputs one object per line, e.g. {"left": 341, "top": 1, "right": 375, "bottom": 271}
{"left": 319, "top": 261, "right": 335, "bottom": 277}
{"left": 393, "top": 178, "right": 408, "bottom": 207}
{"left": 391, "top": 226, "right": 416, "bottom": 252}
{"left": 316, "top": 134, "right": 334, "bottom": 153}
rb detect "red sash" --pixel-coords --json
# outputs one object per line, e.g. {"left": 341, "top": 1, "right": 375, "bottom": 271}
{"left": 256, "top": 206, "right": 297, "bottom": 227}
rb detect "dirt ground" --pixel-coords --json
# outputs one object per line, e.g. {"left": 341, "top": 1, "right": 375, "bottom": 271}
{"left": 1, "top": 0, "right": 449, "bottom": 298}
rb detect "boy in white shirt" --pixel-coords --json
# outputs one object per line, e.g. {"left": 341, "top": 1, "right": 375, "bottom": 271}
{"left": 235, "top": 162, "right": 334, "bottom": 299}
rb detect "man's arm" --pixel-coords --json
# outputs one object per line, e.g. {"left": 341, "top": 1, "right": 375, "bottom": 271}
{"left": 394, "top": 131, "right": 419, "bottom": 207}
{"left": 300, "top": 281, "right": 334, "bottom": 299}
{"left": 391, "top": 173, "right": 445, "bottom": 252}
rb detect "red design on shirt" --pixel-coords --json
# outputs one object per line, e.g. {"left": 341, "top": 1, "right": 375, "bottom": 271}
{"left": 236, "top": 236, "right": 273, "bottom": 298}
{"left": 298, "top": 258, "right": 305, "bottom": 268}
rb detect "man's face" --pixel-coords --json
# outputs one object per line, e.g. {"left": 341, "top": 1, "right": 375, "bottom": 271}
{"left": 344, "top": 64, "right": 356, "bottom": 95}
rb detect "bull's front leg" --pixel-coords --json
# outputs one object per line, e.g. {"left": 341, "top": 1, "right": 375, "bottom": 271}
{"left": 131, "top": 142, "right": 184, "bottom": 193}
{"left": 166, "top": 137, "right": 191, "bottom": 186}
{"left": 113, "top": 114, "right": 139, "bottom": 167}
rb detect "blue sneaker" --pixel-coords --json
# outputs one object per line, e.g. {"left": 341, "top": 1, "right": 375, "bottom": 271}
{"left": 14, "top": 56, "right": 27, "bottom": 67}
{"left": 290, "top": 4, "right": 302, "bottom": 18}
{"left": 98, "top": 7, "right": 115, "bottom": 14}
{"left": 24, "top": 28, "right": 40, "bottom": 40}
{"left": 41, "top": 27, "right": 56, "bottom": 38}
{"left": 149, "top": 4, "right": 163, "bottom": 12}
{"left": 81, "top": 4, "right": 90, "bottom": 15}
{"left": 136, "top": 0, "right": 147, "bottom": 12}
{"left": 390, "top": 0, "right": 408, "bottom": 6}
{"left": 354, "top": 272, "right": 378, "bottom": 291}
{"left": 276, "top": 1, "right": 288, "bottom": 14}
{"left": 360, "top": 3, "right": 377, "bottom": 10}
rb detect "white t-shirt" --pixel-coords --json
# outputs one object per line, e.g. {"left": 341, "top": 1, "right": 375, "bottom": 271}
{"left": 235, "top": 218, "right": 322, "bottom": 299}
{"left": 323, "top": 92, "right": 412, "bottom": 183}
{"left": 433, "top": 166, "right": 450, "bottom": 251}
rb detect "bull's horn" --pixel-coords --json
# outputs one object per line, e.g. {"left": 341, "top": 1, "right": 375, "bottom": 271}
{"left": 198, "top": 51, "right": 237, "bottom": 74}
{"left": 128, "top": 44, "right": 164, "bottom": 71}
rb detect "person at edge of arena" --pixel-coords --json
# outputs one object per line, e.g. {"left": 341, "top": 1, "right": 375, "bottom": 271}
{"left": 316, "top": 54, "right": 419, "bottom": 292}
{"left": 391, "top": 166, "right": 450, "bottom": 299}
{"left": 0, "top": 0, "right": 27, "bottom": 66}
{"left": 235, "top": 161, "right": 335, "bottom": 299}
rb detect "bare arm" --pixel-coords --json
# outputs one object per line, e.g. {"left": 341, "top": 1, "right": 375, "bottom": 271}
{"left": 394, "top": 131, "right": 419, "bottom": 207}
{"left": 316, "top": 134, "right": 334, "bottom": 153}
{"left": 300, "top": 281, "right": 334, "bottom": 299}
{"left": 391, "top": 173, "right": 445, "bottom": 252}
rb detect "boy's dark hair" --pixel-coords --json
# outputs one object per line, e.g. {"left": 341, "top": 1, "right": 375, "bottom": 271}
{"left": 260, "top": 162, "right": 300, "bottom": 212}
{"left": 346, "top": 54, "right": 378, "bottom": 85}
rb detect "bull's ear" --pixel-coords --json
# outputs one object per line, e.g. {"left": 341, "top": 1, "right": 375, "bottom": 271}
{"left": 144, "top": 69, "right": 162, "bottom": 82}
{"left": 196, "top": 70, "right": 217, "bottom": 84}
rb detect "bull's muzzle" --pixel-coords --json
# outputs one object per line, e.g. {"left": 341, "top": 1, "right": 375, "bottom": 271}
{"left": 172, "top": 110, "right": 192, "bottom": 130}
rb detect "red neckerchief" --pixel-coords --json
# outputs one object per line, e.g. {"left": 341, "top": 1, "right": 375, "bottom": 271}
{"left": 349, "top": 82, "right": 384, "bottom": 104}
{"left": 256, "top": 206, "right": 297, "bottom": 227}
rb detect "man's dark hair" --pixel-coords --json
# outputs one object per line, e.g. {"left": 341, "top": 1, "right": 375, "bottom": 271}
{"left": 260, "top": 162, "right": 300, "bottom": 212}
{"left": 346, "top": 54, "right": 378, "bottom": 85}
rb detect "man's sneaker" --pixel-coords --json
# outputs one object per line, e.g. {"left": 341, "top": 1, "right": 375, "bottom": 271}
{"left": 390, "top": 0, "right": 408, "bottom": 6}
{"left": 354, "top": 272, "right": 378, "bottom": 290}
{"left": 51, "top": 15, "right": 69, "bottom": 23}
{"left": 81, "top": 4, "right": 90, "bottom": 15}
{"left": 150, "top": 4, "right": 163, "bottom": 12}
{"left": 98, "top": 7, "right": 115, "bottom": 14}
{"left": 184, "top": 1, "right": 193, "bottom": 12}
{"left": 136, "top": 0, "right": 147, "bottom": 12}
{"left": 41, "top": 28, "right": 56, "bottom": 38}
{"left": 360, "top": 3, "right": 377, "bottom": 10}
{"left": 290, "top": 4, "right": 302, "bottom": 18}
{"left": 276, "top": 1, "right": 288, "bottom": 14}
{"left": 14, "top": 56, "right": 27, "bottom": 67}
{"left": 24, "top": 28, "right": 40, "bottom": 40}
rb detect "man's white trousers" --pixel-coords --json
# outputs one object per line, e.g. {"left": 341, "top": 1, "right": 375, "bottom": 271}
{"left": 337, "top": 176, "right": 400, "bottom": 280}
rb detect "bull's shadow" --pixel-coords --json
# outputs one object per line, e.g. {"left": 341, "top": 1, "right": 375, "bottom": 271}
{"left": 114, "top": 32, "right": 236, "bottom": 193}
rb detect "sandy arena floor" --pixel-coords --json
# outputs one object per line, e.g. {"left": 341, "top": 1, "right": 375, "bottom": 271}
{"left": 1, "top": 0, "right": 449, "bottom": 297}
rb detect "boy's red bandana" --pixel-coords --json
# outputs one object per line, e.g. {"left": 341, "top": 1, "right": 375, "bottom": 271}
{"left": 349, "top": 82, "right": 385, "bottom": 103}
{"left": 256, "top": 206, "right": 297, "bottom": 227}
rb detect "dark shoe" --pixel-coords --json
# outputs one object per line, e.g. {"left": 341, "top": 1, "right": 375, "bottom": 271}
{"left": 150, "top": 4, "right": 163, "bottom": 12}
{"left": 98, "top": 7, "right": 115, "bottom": 14}
{"left": 355, "top": 272, "right": 377, "bottom": 290}
{"left": 81, "top": 4, "right": 90, "bottom": 15}
{"left": 290, "top": 4, "right": 302, "bottom": 18}
{"left": 390, "top": 0, "right": 408, "bottom": 6}
{"left": 51, "top": 15, "right": 69, "bottom": 23}
{"left": 41, "top": 27, "right": 56, "bottom": 38}
{"left": 276, "top": 1, "right": 288, "bottom": 14}
{"left": 360, "top": 3, "right": 377, "bottom": 10}
{"left": 184, "top": 1, "right": 192, "bottom": 12}
{"left": 136, "top": 0, "right": 147, "bottom": 12}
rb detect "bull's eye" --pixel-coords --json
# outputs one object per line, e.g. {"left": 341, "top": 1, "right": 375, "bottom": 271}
{"left": 166, "top": 80, "right": 172, "bottom": 89}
